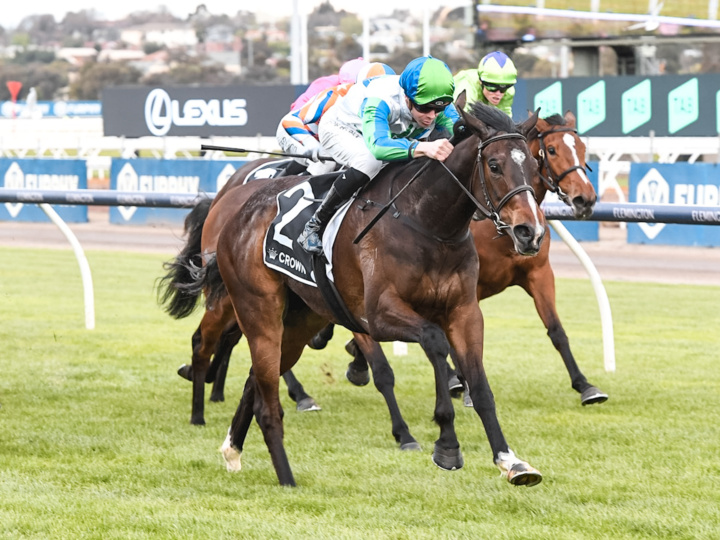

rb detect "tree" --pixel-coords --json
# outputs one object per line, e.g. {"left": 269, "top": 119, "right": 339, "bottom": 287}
{"left": 70, "top": 60, "right": 142, "bottom": 100}
{"left": 0, "top": 61, "right": 69, "bottom": 100}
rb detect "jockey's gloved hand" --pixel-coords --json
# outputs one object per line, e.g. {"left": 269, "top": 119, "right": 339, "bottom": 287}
{"left": 302, "top": 147, "right": 321, "bottom": 162}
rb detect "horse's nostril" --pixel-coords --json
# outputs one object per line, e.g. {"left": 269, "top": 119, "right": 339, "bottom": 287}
{"left": 513, "top": 224, "right": 533, "bottom": 243}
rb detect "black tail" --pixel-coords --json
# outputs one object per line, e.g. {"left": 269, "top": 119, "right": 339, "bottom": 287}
{"left": 157, "top": 198, "right": 213, "bottom": 319}
{"left": 203, "top": 254, "right": 227, "bottom": 310}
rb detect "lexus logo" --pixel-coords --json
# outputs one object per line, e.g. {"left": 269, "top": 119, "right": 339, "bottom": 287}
{"left": 144, "top": 88, "right": 249, "bottom": 136}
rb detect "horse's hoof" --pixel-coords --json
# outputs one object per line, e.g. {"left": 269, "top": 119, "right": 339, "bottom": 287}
{"left": 177, "top": 364, "right": 193, "bottom": 381}
{"left": 220, "top": 430, "right": 242, "bottom": 472}
{"left": 581, "top": 386, "right": 609, "bottom": 406}
{"left": 344, "top": 339, "right": 359, "bottom": 357}
{"left": 432, "top": 444, "right": 464, "bottom": 471}
{"left": 400, "top": 441, "right": 422, "bottom": 451}
{"left": 507, "top": 462, "right": 543, "bottom": 487}
{"left": 346, "top": 365, "right": 370, "bottom": 386}
{"left": 463, "top": 388, "right": 474, "bottom": 408}
{"left": 496, "top": 450, "right": 542, "bottom": 487}
{"left": 308, "top": 334, "right": 329, "bottom": 350}
{"left": 296, "top": 397, "right": 321, "bottom": 412}
{"left": 190, "top": 416, "right": 206, "bottom": 426}
{"left": 448, "top": 374, "right": 463, "bottom": 397}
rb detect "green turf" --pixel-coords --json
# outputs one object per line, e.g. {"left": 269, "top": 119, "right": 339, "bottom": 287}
{"left": 1, "top": 247, "right": 719, "bottom": 539}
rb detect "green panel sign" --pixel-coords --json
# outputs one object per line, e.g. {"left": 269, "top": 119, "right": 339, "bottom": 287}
{"left": 622, "top": 79, "right": 652, "bottom": 134}
{"left": 668, "top": 78, "right": 699, "bottom": 134}
{"left": 534, "top": 81, "right": 562, "bottom": 117}
{"left": 577, "top": 81, "right": 606, "bottom": 133}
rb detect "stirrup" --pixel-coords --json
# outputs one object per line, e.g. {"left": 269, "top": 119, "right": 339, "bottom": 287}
{"left": 297, "top": 220, "right": 323, "bottom": 254}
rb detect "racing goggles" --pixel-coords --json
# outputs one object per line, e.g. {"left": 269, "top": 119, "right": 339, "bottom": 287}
{"left": 411, "top": 99, "right": 452, "bottom": 114}
{"left": 481, "top": 81, "right": 514, "bottom": 93}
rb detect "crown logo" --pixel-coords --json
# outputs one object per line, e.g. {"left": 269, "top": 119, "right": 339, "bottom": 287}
{"left": 267, "top": 247, "right": 278, "bottom": 260}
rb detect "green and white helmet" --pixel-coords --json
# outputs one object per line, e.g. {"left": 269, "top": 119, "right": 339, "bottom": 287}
{"left": 477, "top": 51, "right": 517, "bottom": 85}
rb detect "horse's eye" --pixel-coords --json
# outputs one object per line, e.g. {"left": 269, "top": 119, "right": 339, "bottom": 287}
{"left": 488, "top": 163, "right": 501, "bottom": 174}
{"left": 548, "top": 147, "right": 556, "bottom": 156}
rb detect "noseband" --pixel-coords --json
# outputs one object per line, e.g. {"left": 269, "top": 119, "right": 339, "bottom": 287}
{"left": 441, "top": 132, "right": 535, "bottom": 235}
{"left": 536, "top": 127, "right": 591, "bottom": 206}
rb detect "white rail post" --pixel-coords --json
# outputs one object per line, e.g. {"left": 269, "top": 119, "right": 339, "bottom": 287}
{"left": 549, "top": 220, "right": 615, "bottom": 372}
{"left": 39, "top": 203, "right": 95, "bottom": 330}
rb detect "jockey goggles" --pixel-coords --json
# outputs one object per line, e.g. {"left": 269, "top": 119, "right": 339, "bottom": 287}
{"left": 411, "top": 98, "right": 452, "bottom": 114}
{"left": 481, "top": 80, "right": 514, "bottom": 93}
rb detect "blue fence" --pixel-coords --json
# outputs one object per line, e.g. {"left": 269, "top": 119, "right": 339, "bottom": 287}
{"left": 0, "top": 159, "right": 87, "bottom": 222}
{"left": 627, "top": 163, "right": 720, "bottom": 247}
{"left": 109, "top": 159, "right": 247, "bottom": 226}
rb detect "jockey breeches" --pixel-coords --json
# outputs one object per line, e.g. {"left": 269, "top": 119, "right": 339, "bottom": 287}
{"left": 318, "top": 106, "right": 384, "bottom": 180}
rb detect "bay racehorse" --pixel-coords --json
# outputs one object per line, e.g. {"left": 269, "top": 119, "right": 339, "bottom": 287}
{"left": 191, "top": 99, "right": 546, "bottom": 486}
{"left": 159, "top": 110, "right": 604, "bottom": 432}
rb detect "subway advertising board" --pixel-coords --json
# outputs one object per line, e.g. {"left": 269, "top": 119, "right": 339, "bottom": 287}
{"left": 628, "top": 162, "right": 720, "bottom": 246}
{"left": 517, "top": 73, "right": 720, "bottom": 137}
{"left": 0, "top": 159, "right": 88, "bottom": 222}
{"left": 109, "top": 159, "right": 247, "bottom": 225}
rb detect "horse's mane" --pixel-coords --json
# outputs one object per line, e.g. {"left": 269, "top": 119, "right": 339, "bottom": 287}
{"left": 469, "top": 101, "right": 516, "bottom": 133}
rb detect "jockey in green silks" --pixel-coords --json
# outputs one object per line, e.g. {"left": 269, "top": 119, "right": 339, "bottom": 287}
{"left": 454, "top": 51, "right": 517, "bottom": 117}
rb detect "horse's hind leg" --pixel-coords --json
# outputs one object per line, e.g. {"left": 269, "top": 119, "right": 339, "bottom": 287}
{"left": 283, "top": 370, "right": 320, "bottom": 412}
{"left": 221, "top": 369, "right": 256, "bottom": 472}
{"left": 188, "top": 297, "right": 236, "bottom": 425}
{"left": 353, "top": 334, "right": 420, "bottom": 450}
{"left": 208, "top": 322, "right": 243, "bottom": 402}
{"left": 307, "top": 323, "right": 334, "bottom": 350}
{"left": 524, "top": 267, "right": 608, "bottom": 406}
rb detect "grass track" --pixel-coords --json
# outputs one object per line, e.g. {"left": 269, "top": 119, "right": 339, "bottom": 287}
{"left": 1, "top": 247, "right": 719, "bottom": 539}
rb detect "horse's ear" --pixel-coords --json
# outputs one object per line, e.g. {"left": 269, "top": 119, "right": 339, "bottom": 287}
{"left": 454, "top": 90, "right": 467, "bottom": 114}
{"left": 517, "top": 107, "right": 540, "bottom": 138}
{"left": 564, "top": 109, "right": 577, "bottom": 127}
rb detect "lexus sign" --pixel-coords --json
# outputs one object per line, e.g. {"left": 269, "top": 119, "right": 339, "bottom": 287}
{"left": 103, "top": 85, "right": 297, "bottom": 137}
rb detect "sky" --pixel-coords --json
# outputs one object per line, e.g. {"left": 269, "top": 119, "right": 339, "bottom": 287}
{"left": 3, "top": 0, "right": 444, "bottom": 29}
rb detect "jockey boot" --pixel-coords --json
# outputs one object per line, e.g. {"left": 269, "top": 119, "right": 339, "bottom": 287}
{"left": 297, "top": 185, "right": 345, "bottom": 254}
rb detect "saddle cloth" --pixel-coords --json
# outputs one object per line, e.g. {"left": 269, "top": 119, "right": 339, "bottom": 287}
{"left": 263, "top": 173, "right": 351, "bottom": 288}
{"left": 243, "top": 159, "right": 292, "bottom": 184}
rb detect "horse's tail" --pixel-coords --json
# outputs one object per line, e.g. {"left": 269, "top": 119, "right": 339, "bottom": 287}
{"left": 157, "top": 198, "right": 213, "bottom": 319}
{"left": 202, "top": 254, "right": 227, "bottom": 310}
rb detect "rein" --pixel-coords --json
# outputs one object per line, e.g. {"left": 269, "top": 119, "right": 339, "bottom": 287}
{"left": 535, "top": 127, "right": 590, "bottom": 205}
{"left": 353, "top": 131, "right": 535, "bottom": 244}
{"left": 441, "top": 132, "right": 535, "bottom": 236}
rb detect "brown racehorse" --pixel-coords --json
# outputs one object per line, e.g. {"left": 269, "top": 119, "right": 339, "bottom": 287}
{"left": 189, "top": 100, "right": 545, "bottom": 486}
{"left": 159, "top": 110, "right": 603, "bottom": 433}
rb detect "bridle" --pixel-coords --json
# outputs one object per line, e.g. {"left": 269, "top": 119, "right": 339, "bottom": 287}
{"left": 353, "top": 131, "right": 536, "bottom": 244}
{"left": 440, "top": 131, "right": 535, "bottom": 235}
{"left": 535, "top": 126, "right": 591, "bottom": 206}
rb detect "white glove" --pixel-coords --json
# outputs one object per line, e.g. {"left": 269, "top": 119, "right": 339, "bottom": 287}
{"left": 303, "top": 147, "right": 321, "bottom": 162}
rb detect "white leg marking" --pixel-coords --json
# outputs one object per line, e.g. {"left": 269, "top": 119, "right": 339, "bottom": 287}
{"left": 220, "top": 427, "right": 242, "bottom": 472}
{"left": 495, "top": 449, "right": 523, "bottom": 477}
{"left": 562, "top": 133, "right": 591, "bottom": 185}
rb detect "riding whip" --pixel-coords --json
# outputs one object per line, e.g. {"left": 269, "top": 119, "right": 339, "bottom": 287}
{"left": 200, "top": 144, "right": 336, "bottom": 163}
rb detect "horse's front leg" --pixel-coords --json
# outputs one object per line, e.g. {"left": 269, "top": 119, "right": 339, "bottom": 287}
{"left": 447, "top": 303, "right": 543, "bottom": 487}
{"left": 368, "top": 304, "right": 461, "bottom": 471}
{"left": 522, "top": 265, "right": 608, "bottom": 406}
{"left": 351, "top": 334, "right": 420, "bottom": 450}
